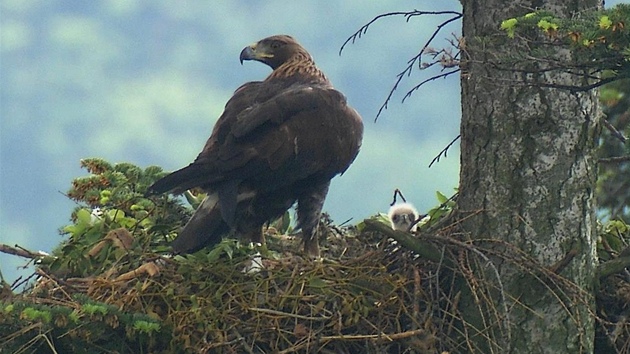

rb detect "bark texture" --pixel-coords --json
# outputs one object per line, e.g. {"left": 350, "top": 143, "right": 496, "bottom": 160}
{"left": 459, "top": 1, "right": 600, "bottom": 353}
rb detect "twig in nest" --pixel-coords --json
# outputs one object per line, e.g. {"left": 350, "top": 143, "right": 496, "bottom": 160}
{"left": 10, "top": 272, "right": 39, "bottom": 291}
{"left": 113, "top": 262, "right": 161, "bottom": 282}
{"left": 390, "top": 188, "right": 408, "bottom": 206}
{"left": 412, "top": 266, "right": 421, "bottom": 330}
{"left": 362, "top": 219, "right": 443, "bottom": 264}
{"left": 33, "top": 268, "right": 76, "bottom": 302}
{"left": 427, "top": 234, "right": 512, "bottom": 348}
{"left": 248, "top": 307, "right": 330, "bottom": 321}
{"left": 0, "top": 244, "right": 47, "bottom": 259}
{"left": 319, "top": 328, "right": 427, "bottom": 342}
{"left": 598, "top": 256, "right": 630, "bottom": 279}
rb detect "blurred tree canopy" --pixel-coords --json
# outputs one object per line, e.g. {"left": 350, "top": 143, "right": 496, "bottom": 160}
{"left": 599, "top": 78, "right": 630, "bottom": 221}
{"left": 497, "top": 4, "right": 630, "bottom": 221}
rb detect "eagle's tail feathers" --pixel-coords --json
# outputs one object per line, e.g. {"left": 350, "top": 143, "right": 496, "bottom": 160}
{"left": 170, "top": 193, "right": 228, "bottom": 254}
{"left": 147, "top": 164, "right": 210, "bottom": 195}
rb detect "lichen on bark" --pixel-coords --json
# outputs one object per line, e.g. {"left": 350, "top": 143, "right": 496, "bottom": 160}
{"left": 458, "top": 0, "right": 600, "bottom": 352}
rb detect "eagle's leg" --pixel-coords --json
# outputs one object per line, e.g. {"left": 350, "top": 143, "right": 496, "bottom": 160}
{"left": 297, "top": 181, "right": 331, "bottom": 258}
{"left": 243, "top": 228, "right": 265, "bottom": 245}
{"left": 235, "top": 211, "right": 266, "bottom": 246}
{"left": 303, "top": 231, "right": 319, "bottom": 258}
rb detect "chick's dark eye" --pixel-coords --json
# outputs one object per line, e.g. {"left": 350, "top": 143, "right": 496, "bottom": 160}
{"left": 407, "top": 214, "right": 415, "bottom": 220}
{"left": 392, "top": 215, "right": 400, "bottom": 222}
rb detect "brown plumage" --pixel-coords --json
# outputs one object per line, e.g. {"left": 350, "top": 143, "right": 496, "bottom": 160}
{"left": 147, "top": 35, "right": 363, "bottom": 257}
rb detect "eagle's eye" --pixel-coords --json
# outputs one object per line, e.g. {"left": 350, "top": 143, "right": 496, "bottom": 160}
{"left": 270, "top": 41, "right": 283, "bottom": 49}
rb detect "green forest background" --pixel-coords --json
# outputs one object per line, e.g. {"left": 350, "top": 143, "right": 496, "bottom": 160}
{"left": 1, "top": 0, "right": 623, "bottom": 287}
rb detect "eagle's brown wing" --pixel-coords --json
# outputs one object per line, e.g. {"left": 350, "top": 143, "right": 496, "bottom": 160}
{"left": 150, "top": 83, "right": 361, "bottom": 223}
{"left": 147, "top": 81, "right": 265, "bottom": 194}
{"left": 148, "top": 82, "right": 362, "bottom": 254}
{"left": 231, "top": 85, "right": 329, "bottom": 138}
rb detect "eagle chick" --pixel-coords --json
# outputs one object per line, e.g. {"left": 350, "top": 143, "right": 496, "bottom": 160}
{"left": 388, "top": 203, "right": 420, "bottom": 232}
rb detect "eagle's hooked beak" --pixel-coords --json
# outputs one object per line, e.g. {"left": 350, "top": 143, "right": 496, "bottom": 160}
{"left": 239, "top": 43, "right": 274, "bottom": 64}
{"left": 239, "top": 45, "right": 255, "bottom": 64}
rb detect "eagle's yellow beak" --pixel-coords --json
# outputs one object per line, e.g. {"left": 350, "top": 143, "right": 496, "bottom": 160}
{"left": 239, "top": 43, "right": 274, "bottom": 64}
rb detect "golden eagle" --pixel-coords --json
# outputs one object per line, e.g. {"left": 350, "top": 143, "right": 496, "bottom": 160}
{"left": 147, "top": 35, "right": 363, "bottom": 257}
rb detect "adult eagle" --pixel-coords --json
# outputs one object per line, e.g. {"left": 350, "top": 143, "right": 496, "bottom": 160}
{"left": 147, "top": 35, "right": 363, "bottom": 257}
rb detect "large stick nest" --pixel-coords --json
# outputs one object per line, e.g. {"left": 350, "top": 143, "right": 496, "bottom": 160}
{"left": 2, "top": 221, "right": 448, "bottom": 354}
{"left": 2, "top": 158, "right": 630, "bottom": 353}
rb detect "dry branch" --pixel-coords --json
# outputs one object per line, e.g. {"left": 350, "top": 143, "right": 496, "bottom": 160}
{"left": 362, "top": 218, "right": 444, "bottom": 264}
{"left": 598, "top": 256, "right": 630, "bottom": 279}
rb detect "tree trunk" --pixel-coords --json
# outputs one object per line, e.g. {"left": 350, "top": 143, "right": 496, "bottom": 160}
{"left": 458, "top": 0, "right": 600, "bottom": 353}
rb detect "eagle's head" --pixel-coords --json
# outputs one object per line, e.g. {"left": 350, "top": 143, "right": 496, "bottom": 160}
{"left": 239, "top": 35, "right": 313, "bottom": 70}
{"left": 388, "top": 203, "right": 420, "bottom": 232}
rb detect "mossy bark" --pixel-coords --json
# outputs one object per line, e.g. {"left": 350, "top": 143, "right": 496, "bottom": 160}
{"left": 458, "top": 0, "right": 600, "bottom": 353}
